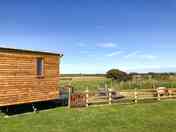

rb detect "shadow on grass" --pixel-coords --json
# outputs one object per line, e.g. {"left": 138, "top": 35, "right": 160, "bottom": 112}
{"left": 0, "top": 100, "right": 68, "bottom": 116}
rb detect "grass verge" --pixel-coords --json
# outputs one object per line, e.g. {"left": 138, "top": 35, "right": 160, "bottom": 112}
{"left": 1, "top": 101, "right": 176, "bottom": 132}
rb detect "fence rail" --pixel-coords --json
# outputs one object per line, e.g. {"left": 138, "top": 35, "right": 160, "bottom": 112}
{"left": 68, "top": 87, "right": 176, "bottom": 108}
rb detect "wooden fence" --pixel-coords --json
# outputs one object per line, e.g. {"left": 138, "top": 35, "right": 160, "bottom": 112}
{"left": 68, "top": 88, "right": 176, "bottom": 108}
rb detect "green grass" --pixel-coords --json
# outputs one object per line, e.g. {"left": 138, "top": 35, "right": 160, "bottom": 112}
{"left": 60, "top": 79, "right": 110, "bottom": 91}
{"left": 1, "top": 101, "right": 176, "bottom": 132}
{"left": 60, "top": 77, "right": 176, "bottom": 91}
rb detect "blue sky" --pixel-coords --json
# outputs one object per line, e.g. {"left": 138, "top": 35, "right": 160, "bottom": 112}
{"left": 1, "top": 0, "right": 176, "bottom": 73}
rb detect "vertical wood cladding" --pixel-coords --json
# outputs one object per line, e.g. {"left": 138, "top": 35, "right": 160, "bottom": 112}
{"left": 0, "top": 51, "right": 60, "bottom": 106}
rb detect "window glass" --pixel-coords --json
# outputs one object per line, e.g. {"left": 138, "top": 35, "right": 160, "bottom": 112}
{"left": 37, "top": 58, "right": 43, "bottom": 76}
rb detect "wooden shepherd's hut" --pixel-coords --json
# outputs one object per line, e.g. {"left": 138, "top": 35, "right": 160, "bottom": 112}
{"left": 0, "top": 47, "right": 63, "bottom": 107}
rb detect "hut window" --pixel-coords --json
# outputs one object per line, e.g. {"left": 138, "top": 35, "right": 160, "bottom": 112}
{"left": 36, "top": 58, "right": 44, "bottom": 77}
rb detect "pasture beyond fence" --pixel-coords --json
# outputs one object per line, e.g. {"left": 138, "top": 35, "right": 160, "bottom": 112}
{"left": 68, "top": 87, "right": 176, "bottom": 108}
{"left": 60, "top": 77, "right": 176, "bottom": 92}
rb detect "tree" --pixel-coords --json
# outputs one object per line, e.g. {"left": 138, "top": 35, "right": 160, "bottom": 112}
{"left": 106, "top": 69, "right": 129, "bottom": 81}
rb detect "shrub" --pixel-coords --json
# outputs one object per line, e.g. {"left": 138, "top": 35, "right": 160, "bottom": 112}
{"left": 106, "top": 69, "right": 130, "bottom": 81}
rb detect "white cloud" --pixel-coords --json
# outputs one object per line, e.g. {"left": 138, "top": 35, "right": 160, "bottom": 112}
{"left": 97, "top": 42, "right": 117, "bottom": 48}
{"left": 0, "top": 43, "right": 16, "bottom": 48}
{"left": 106, "top": 51, "right": 123, "bottom": 57}
{"left": 0, "top": 44, "right": 8, "bottom": 48}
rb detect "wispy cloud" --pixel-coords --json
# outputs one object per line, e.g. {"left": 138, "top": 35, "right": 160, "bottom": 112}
{"left": 124, "top": 51, "right": 140, "bottom": 58}
{"left": 139, "top": 55, "right": 157, "bottom": 60}
{"left": 97, "top": 42, "right": 117, "bottom": 48}
{"left": 106, "top": 51, "right": 123, "bottom": 57}
{"left": 124, "top": 51, "right": 157, "bottom": 60}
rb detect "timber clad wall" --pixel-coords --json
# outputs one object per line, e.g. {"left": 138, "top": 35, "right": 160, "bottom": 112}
{"left": 0, "top": 50, "right": 60, "bottom": 106}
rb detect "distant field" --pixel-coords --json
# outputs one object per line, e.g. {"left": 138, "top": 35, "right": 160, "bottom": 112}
{"left": 60, "top": 76, "right": 107, "bottom": 91}
{"left": 1, "top": 101, "right": 176, "bottom": 132}
{"left": 60, "top": 76, "right": 176, "bottom": 91}
{"left": 61, "top": 74, "right": 105, "bottom": 77}
{"left": 61, "top": 76, "right": 105, "bottom": 81}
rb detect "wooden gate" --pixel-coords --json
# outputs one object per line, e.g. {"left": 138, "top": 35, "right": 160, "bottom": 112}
{"left": 70, "top": 93, "right": 86, "bottom": 107}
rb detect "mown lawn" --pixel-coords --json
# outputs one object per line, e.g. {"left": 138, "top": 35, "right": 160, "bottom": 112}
{"left": 1, "top": 101, "right": 176, "bottom": 132}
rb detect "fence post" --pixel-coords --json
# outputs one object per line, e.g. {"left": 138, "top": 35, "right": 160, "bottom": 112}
{"left": 108, "top": 88, "right": 112, "bottom": 105}
{"left": 68, "top": 87, "right": 71, "bottom": 108}
{"left": 168, "top": 89, "right": 172, "bottom": 98}
{"left": 86, "top": 87, "right": 89, "bottom": 107}
{"left": 105, "top": 83, "right": 108, "bottom": 91}
{"left": 134, "top": 88, "right": 138, "bottom": 104}
{"left": 157, "top": 90, "right": 160, "bottom": 101}
{"left": 140, "top": 81, "right": 142, "bottom": 89}
{"left": 128, "top": 81, "right": 131, "bottom": 89}
{"left": 153, "top": 80, "right": 156, "bottom": 90}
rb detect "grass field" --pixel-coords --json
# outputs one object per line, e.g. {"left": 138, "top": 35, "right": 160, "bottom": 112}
{"left": 60, "top": 76, "right": 107, "bottom": 91}
{"left": 1, "top": 101, "right": 176, "bottom": 132}
{"left": 60, "top": 76, "right": 176, "bottom": 91}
